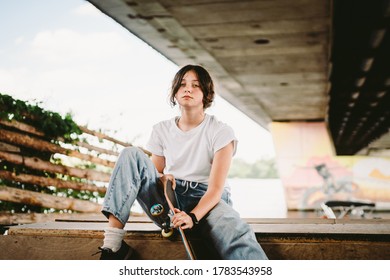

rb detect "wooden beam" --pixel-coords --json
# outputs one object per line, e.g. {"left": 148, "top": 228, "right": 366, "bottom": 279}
{"left": 79, "top": 126, "right": 151, "bottom": 156}
{"left": 79, "top": 126, "right": 131, "bottom": 147}
{"left": 0, "top": 141, "right": 20, "bottom": 153}
{"left": 0, "top": 151, "right": 111, "bottom": 182}
{"left": 0, "top": 119, "right": 120, "bottom": 157}
{"left": 0, "top": 129, "right": 115, "bottom": 168}
{"left": 75, "top": 141, "right": 119, "bottom": 157}
{"left": 0, "top": 118, "right": 44, "bottom": 137}
{"left": 0, "top": 212, "right": 104, "bottom": 225}
{"left": 0, "top": 184, "right": 101, "bottom": 213}
{"left": 0, "top": 170, "right": 106, "bottom": 194}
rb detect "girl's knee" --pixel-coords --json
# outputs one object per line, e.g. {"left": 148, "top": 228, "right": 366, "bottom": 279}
{"left": 119, "top": 146, "right": 145, "bottom": 161}
{"left": 121, "top": 146, "right": 140, "bottom": 156}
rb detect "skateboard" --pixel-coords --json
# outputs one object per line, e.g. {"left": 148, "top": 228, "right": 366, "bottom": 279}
{"left": 321, "top": 200, "right": 376, "bottom": 219}
{"left": 148, "top": 179, "right": 196, "bottom": 260}
{"left": 164, "top": 179, "right": 196, "bottom": 260}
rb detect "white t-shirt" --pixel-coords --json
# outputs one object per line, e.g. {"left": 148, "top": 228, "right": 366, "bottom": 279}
{"left": 146, "top": 114, "right": 237, "bottom": 184}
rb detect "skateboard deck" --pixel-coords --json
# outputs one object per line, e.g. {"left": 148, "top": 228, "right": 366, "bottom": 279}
{"left": 164, "top": 179, "right": 196, "bottom": 260}
{"left": 147, "top": 179, "right": 219, "bottom": 259}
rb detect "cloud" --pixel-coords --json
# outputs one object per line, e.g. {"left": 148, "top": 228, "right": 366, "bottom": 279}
{"left": 73, "top": 2, "right": 102, "bottom": 17}
{"left": 15, "top": 36, "right": 25, "bottom": 45}
{"left": 26, "top": 28, "right": 176, "bottom": 101}
{"left": 30, "top": 28, "right": 132, "bottom": 64}
{"left": 1, "top": 26, "right": 178, "bottom": 143}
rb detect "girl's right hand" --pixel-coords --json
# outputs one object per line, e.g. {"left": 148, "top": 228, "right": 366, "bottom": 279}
{"left": 159, "top": 174, "right": 176, "bottom": 190}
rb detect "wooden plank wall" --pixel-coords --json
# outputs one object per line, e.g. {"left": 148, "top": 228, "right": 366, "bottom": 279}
{"left": 0, "top": 118, "right": 142, "bottom": 225}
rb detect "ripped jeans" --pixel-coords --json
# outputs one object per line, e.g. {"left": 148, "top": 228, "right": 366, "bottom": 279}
{"left": 102, "top": 147, "right": 268, "bottom": 260}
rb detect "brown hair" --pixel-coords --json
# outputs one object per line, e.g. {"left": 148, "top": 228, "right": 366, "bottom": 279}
{"left": 169, "top": 65, "right": 215, "bottom": 109}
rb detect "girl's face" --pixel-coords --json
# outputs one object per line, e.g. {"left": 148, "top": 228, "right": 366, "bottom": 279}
{"left": 175, "top": 70, "right": 204, "bottom": 110}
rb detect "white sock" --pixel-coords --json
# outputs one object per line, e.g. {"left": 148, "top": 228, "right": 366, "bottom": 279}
{"left": 102, "top": 227, "right": 126, "bottom": 252}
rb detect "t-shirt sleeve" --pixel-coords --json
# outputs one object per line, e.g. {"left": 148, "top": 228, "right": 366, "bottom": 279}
{"left": 213, "top": 125, "right": 238, "bottom": 156}
{"left": 146, "top": 125, "right": 164, "bottom": 156}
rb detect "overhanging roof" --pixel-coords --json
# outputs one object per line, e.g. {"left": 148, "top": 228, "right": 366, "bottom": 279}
{"left": 88, "top": 0, "right": 390, "bottom": 156}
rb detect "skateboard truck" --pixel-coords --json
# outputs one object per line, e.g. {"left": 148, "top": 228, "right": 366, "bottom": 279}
{"left": 150, "top": 203, "right": 174, "bottom": 238}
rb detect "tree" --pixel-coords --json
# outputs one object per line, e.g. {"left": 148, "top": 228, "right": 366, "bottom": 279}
{"left": 228, "top": 157, "right": 279, "bottom": 179}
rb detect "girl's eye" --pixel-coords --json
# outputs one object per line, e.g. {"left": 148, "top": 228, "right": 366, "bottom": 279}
{"left": 180, "top": 83, "right": 186, "bottom": 87}
{"left": 192, "top": 84, "right": 199, "bottom": 87}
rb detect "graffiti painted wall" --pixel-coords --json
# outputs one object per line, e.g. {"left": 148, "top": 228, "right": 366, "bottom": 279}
{"left": 270, "top": 122, "right": 390, "bottom": 210}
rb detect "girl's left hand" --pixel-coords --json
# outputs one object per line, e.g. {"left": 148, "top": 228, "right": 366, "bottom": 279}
{"left": 172, "top": 208, "right": 194, "bottom": 229}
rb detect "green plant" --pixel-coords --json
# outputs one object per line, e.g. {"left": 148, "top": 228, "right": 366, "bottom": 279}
{"left": 0, "top": 93, "right": 81, "bottom": 143}
{"left": 0, "top": 93, "right": 103, "bottom": 214}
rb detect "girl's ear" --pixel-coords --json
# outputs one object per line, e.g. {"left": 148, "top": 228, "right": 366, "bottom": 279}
{"left": 172, "top": 96, "right": 178, "bottom": 107}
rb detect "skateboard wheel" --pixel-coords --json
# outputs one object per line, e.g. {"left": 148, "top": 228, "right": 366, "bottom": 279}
{"left": 150, "top": 204, "right": 164, "bottom": 216}
{"left": 161, "top": 228, "right": 174, "bottom": 238}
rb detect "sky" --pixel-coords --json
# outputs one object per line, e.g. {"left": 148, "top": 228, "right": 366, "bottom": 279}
{"left": 0, "top": 0, "right": 276, "bottom": 162}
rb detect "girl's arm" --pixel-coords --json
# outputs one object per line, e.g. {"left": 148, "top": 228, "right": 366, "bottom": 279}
{"left": 151, "top": 154, "right": 165, "bottom": 176}
{"left": 173, "top": 141, "right": 234, "bottom": 229}
{"left": 192, "top": 141, "right": 234, "bottom": 220}
{"left": 151, "top": 154, "right": 176, "bottom": 187}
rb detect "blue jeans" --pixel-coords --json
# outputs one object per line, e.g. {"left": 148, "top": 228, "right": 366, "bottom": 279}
{"left": 102, "top": 147, "right": 268, "bottom": 260}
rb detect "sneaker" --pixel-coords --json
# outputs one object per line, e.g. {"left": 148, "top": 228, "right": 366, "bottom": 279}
{"left": 98, "top": 241, "right": 133, "bottom": 260}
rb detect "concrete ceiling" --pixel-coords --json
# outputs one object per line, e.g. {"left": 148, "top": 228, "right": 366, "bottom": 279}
{"left": 88, "top": 0, "right": 390, "bottom": 156}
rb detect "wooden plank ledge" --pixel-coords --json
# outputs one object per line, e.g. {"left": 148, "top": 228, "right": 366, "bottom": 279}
{"left": 1, "top": 218, "right": 390, "bottom": 260}
{"left": 6, "top": 218, "right": 390, "bottom": 236}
